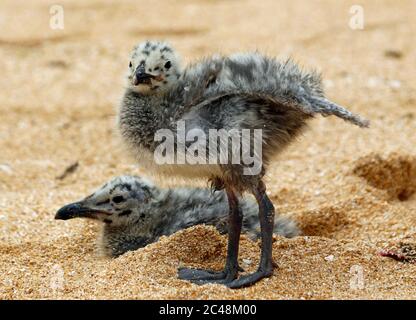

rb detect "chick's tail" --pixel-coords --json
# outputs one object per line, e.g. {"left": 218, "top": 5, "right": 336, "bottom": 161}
{"left": 307, "top": 96, "right": 370, "bottom": 128}
{"left": 242, "top": 215, "right": 300, "bottom": 239}
{"left": 273, "top": 216, "right": 300, "bottom": 238}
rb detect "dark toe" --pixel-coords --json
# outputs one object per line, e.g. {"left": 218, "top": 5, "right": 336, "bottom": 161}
{"left": 227, "top": 270, "right": 273, "bottom": 289}
{"left": 178, "top": 268, "right": 226, "bottom": 281}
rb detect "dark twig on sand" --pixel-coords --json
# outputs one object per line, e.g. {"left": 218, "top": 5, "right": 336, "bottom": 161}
{"left": 56, "top": 161, "right": 79, "bottom": 180}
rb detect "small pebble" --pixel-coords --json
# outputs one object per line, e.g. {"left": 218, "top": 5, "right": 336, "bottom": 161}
{"left": 388, "top": 80, "right": 401, "bottom": 89}
{"left": 0, "top": 164, "right": 13, "bottom": 175}
{"left": 325, "top": 255, "right": 335, "bottom": 262}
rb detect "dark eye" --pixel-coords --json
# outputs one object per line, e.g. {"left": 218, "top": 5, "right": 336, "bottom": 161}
{"left": 164, "top": 61, "right": 171, "bottom": 69}
{"left": 112, "top": 195, "right": 125, "bottom": 203}
{"left": 129, "top": 62, "right": 132, "bottom": 68}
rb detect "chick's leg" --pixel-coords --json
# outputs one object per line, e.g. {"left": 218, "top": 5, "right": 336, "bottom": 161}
{"left": 227, "top": 180, "right": 275, "bottom": 289}
{"left": 178, "top": 186, "right": 242, "bottom": 283}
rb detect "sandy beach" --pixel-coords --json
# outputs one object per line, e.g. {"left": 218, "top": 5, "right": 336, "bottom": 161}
{"left": 0, "top": 0, "right": 415, "bottom": 299}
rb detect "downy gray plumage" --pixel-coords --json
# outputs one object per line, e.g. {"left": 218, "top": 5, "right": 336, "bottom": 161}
{"left": 118, "top": 40, "right": 368, "bottom": 288}
{"left": 55, "top": 176, "right": 299, "bottom": 257}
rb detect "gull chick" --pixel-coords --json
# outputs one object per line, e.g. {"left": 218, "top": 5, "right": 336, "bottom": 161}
{"left": 118, "top": 40, "right": 369, "bottom": 288}
{"left": 55, "top": 176, "right": 299, "bottom": 257}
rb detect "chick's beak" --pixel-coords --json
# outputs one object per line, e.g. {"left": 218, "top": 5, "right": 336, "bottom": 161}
{"left": 133, "top": 66, "right": 154, "bottom": 85}
{"left": 55, "top": 202, "right": 103, "bottom": 220}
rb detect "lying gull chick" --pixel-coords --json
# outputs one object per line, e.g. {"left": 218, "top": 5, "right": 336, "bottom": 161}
{"left": 55, "top": 176, "right": 299, "bottom": 257}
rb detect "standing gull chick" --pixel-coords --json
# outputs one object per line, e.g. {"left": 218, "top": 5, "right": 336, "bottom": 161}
{"left": 119, "top": 40, "right": 369, "bottom": 288}
{"left": 55, "top": 176, "right": 299, "bottom": 257}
